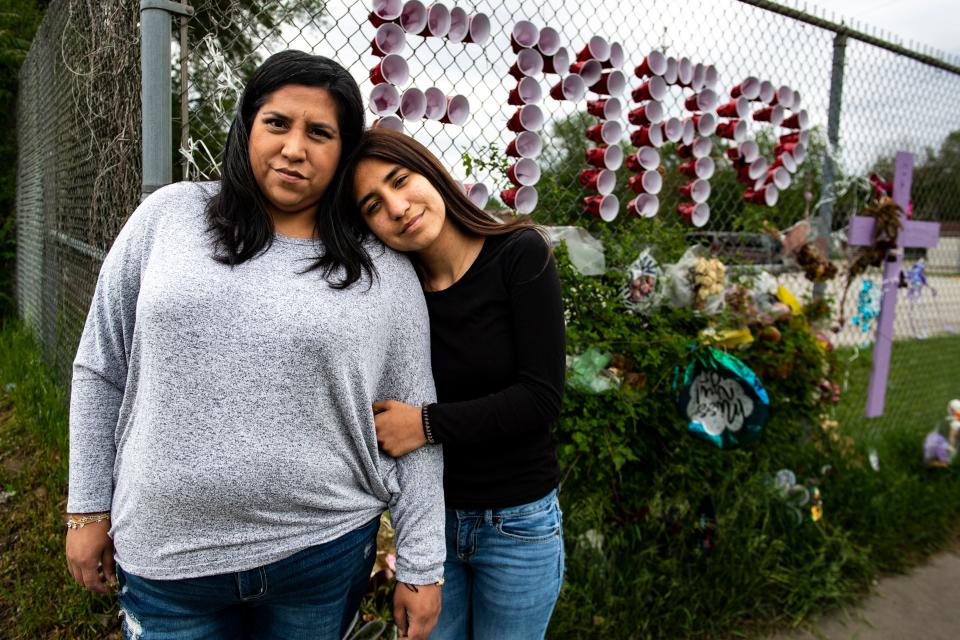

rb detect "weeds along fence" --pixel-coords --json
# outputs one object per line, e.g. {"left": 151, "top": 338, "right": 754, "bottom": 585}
{"left": 15, "top": 0, "right": 960, "bottom": 437}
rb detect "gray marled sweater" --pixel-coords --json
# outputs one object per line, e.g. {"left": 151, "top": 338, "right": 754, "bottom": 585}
{"left": 68, "top": 181, "right": 444, "bottom": 583}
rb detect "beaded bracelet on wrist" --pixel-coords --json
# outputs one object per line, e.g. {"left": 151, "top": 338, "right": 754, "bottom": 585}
{"left": 421, "top": 403, "right": 436, "bottom": 445}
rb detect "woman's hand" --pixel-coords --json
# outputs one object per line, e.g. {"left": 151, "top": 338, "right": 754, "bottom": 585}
{"left": 65, "top": 520, "right": 116, "bottom": 594}
{"left": 373, "top": 400, "right": 427, "bottom": 457}
{"left": 393, "top": 582, "right": 441, "bottom": 639}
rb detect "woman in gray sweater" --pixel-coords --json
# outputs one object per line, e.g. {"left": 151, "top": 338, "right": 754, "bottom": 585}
{"left": 65, "top": 51, "right": 445, "bottom": 640}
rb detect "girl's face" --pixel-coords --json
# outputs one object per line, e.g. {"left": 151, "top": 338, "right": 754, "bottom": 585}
{"left": 353, "top": 158, "right": 446, "bottom": 253}
{"left": 248, "top": 84, "right": 342, "bottom": 221}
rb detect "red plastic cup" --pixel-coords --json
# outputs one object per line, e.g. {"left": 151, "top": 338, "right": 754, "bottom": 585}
{"left": 542, "top": 47, "right": 570, "bottom": 75}
{"left": 418, "top": 3, "right": 450, "bottom": 37}
{"left": 440, "top": 95, "right": 469, "bottom": 125}
{"left": 634, "top": 50, "right": 667, "bottom": 78}
{"left": 578, "top": 168, "right": 616, "bottom": 195}
{"left": 584, "top": 120, "right": 623, "bottom": 145}
{"left": 680, "top": 156, "right": 715, "bottom": 180}
{"left": 627, "top": 101, "right": 664, "bottom": 126}
{"left": 765, "top": 166, "right": 792, "bottom": 190}
{"left": 744, "top": 184, "right": 779, "bottom": 206}
{"left": 628, "top": 194, "right": 659, "bottom": 218}
{"left": 399, "top": 87, "right": 426, "bottom": 119}
{"left": 447, "top": 6, "right": 468, "bottom": 43}
{"left": 398, "top": 1, "right": 427, "bottom": 34}
{"left": 662, "top": 117, "right": 683, "bottom": 142}
{"left": 508, "top": 77, "right": 543, "bottom": 106}
{"left": 717, "top": 97, "right": 749, "bottom": 118}
{"left": 569, "top": 59, "right": 602, "bottom": 86}
{"left": 677, "top": 57, "right": 694, "bottom": 87}
{"left": 770, "top": 85, "right": 794, "bottom": 108}
{"left": 370, "top": 54, "right": 409, "bottom": 85}
{"left": 753, "top": 105, "right": 785, "bottom": 126}
{"left": 371, "top": 23, "right": 406, "bottom": 57}
{"left": 627, "top": 170, "right": 662, "bottom": 195}
{"left": 368, "top": 84, "right": 401, "bottom": 116}
{"left": 677, "top": 202, "right": 710, "bottom": 227}
{"left": 509, "top": 49, "right": 545, "bottom": 79}
{"left": 774, "top": 141, "right": 799, "bottom": 156}
{"left": 507, "top": 104, "right": 544, "bottom": 132}
{"left": 372, "top": 114, "right": 403, "bottom": 131}
{"left": 537, "top": 26, "right": 561, "bottom": 56}
{"left": 779, "top": 130, "right": 809, "bottom": 146}
{"left": 691, "top": 113, "right": 717, "bottom": 136}
{"left": 576, "top": 36, "right": 610, "bottom": 62}
{"left": 423, "top": 87, "right": 446, "bottom": 120}
{"left": 678, "top": 137, "right": 712, "bottom": 159}
{"left": 507, "top": 158, "right": 541, "bottom": 187}
{"left": 585, "top": 145, "right": 624, "bottom": 170}
{"left": 631, "top": 76, "right": 667, "bottom": 102}
{"left": 590, "top": 70, "right": 626, "bottom": 96}
{"left": 549, "top": 75, "right": 586, "bottom": 101}
{"left": 507, "top": 132, "right": 543, "bottom": 159}
{"left": 684, "top": 89, "right": 717, "bottom": 112}
{"left": 716, "top": 119, "right": 747, "bottom": 142}
{"left": 583, "top": 194, "right": 619, "bottom": 221}
{"left": 758, "top": 80, "right": 776, "bottom": 104}
{"left": 681, "top": 119, "right": 696, "bottom": 146}
{"left": 630, "top": 124, "right": 664, "bottom": 148}
{"left": 731, "top": 76, "right": 760, "bottom": 100}
{"left": 663, "top": 56, "right": 679, "bottom": 85}
{"left": 462, "top": 182, "right": 489, "bottom": 208}
{"left": 368, "top": 0, "right": 403, "bottom": 26}
{"left": 510, "top": 20, "right": 539, "bottom": 52}
{"left": 501, "top": 185, "right": 538, "bottom": 214}
{"left": 772, "top": 151, "right": 798, "bottom": 173}
{"left": 703, "top": 64, "right": 719, "bottom": 90}
{"left": 464, "top": 12, "right": 491, "bottom": 44}
{"left": 587, "top": 97, "right": 623, "bottom": 120}
{"left": 625, "top": 147, "right": 660, "bottom": 172}
{"left": 726, "top": 140, "right": 760, "bottom": 164}
{"left": 781, "top": 109, "right": 809, "bottom": 130}
{"left": 679, "top": 179, "right": 711, "bottom": 203}
{"left": 603, "top": 42, "right": 625, "bottom": 69}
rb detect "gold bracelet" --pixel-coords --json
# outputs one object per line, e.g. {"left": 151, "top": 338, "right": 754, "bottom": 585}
{"left": 65, "top": 513, "right": 110, "bottom": 529}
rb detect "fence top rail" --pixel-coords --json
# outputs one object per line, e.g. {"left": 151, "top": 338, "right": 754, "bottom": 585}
{"left": 736, "top": 0, "right": 960, "bottom": 75}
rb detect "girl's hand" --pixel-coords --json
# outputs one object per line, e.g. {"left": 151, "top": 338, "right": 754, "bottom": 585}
{"left": 65, "top": 521, "right": 116, "bottom": 594}
{"left": 373, "top": 400, "right": 427, "bottom": 456}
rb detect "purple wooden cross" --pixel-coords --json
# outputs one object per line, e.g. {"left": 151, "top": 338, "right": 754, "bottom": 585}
{"left": 846, "top": 151, "right": 941, "bottom": 417}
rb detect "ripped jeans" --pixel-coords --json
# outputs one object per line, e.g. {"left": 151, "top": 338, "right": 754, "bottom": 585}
{"left": 116, "top": 516, "right": 379, "bottom": 640}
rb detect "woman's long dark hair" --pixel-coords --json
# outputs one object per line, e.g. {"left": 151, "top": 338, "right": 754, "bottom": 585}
{"left": 205, "top": 50, "right": 373, "bottom": 288}
{"left": 337, "top": 129, "right": 544, "bottom": 246}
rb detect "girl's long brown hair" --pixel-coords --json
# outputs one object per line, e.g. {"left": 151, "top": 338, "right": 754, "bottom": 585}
{"left": 337, "top": 129, "right": 545, "bottom": 243}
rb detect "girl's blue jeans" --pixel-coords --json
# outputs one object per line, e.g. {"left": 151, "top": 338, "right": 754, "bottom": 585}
{"left": 430, "top": 488, "right": 565, "bottom": 640}
{"left": 115, "top": 515, "right": 379, "bottom": 640}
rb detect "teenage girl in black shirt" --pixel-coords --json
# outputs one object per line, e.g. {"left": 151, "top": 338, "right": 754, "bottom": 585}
{"left": 341, "top": 129, "right": 566, "bottom": 640}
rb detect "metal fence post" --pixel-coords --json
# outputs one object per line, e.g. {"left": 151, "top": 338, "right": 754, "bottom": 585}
{"left": 140, "top": 0, "right": 194, "bottom": 200}
{"left": 813, "top": 31, "right": 847, "bottom": 299}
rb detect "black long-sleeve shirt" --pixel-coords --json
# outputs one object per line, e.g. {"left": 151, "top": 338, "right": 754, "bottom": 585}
{"left": 424, "top": 228, "right": 565, "bottom": 509}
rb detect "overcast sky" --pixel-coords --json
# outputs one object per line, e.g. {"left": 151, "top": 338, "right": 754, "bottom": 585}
{"left": 810, "top": 0, "right": 960, "bottom": 57}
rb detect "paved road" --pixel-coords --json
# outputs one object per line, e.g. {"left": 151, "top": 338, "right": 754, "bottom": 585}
{"left": 767, "top": 546, "right": 960, "bottom": 640}
{"left": 777, "top": 265, "right": 960, "bottom": 348}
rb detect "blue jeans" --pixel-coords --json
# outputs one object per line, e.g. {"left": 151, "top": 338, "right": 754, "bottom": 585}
{"left": 116, "top": 516, "right": 379, "bottom": 640}
{"left": 430, "top": 489, "right": 564, "bottom": 640}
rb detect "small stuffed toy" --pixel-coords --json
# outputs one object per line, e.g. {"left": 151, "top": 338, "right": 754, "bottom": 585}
{"left": 948, "top": 399, "right": 960, "bottom": 449}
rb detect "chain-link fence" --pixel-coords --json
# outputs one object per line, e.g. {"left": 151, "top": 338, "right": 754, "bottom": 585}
{"left": 15, "top": 0, "right": 960, "bottom": 429}
{"left": 15, "top": 1, "right": 141, "bottom": 376}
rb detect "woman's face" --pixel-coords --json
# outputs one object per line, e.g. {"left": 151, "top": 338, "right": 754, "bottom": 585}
{"left": 248, "top": 84, "right": 342, "bottom": 220}
{"left": 353, "top": 158, "right": 446, "bottom": 253}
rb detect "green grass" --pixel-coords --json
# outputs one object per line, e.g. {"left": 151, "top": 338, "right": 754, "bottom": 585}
{"left": 548, "top": 333, "right": 960, "bottom": 639}
{"left": 0, "top": 322, "right": 120, "bottom": 639}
